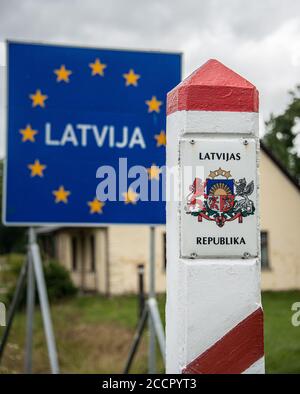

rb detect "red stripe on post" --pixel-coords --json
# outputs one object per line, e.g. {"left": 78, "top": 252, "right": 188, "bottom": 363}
{"left": 167, "top": 59, "right": 259, "bottom": 115}
{"left": 182, "top": 308, "right": 264, "bottom": 374}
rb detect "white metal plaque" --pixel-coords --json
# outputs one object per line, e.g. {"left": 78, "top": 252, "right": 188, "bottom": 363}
{"left": 180, "top": 137, "right": 258, "bottom": 258}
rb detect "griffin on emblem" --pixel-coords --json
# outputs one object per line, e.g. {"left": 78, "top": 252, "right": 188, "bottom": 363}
{"left": 234, "top": 178, "right": 255, "bottom": 215}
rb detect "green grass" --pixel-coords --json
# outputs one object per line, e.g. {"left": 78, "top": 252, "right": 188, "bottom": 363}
{"left": 263, "top": 291, "right": 300, "bottom": 374}
{"left": 0, "top": 291, "right": 299, "bottom": 373}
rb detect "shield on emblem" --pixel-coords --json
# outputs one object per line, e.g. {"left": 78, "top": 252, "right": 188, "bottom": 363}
{"left": 206, "top": 179, "right": 235, "bottom": 213}
{"left": 219, "top": 194, "right": 235, "bottom": 212}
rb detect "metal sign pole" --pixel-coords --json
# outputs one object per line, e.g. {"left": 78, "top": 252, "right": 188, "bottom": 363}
{"left": 137, "top": 264, "right": 145, "bottom": 319}
{"left": 0, "top": 258, "right": 28, "bottom": 361}
{"left": 29, "top": 228, "right": 59, "bottom": 374}
{"left": 148, "top": 226, "right": 156, "bottom": 374}
{"left": 124, "top": 226, "right": 166, "bottom": 374}
{"left": 0, "top": 228, "right": 59, "bottom": 373}
{"left": 148, "top": 298, "right": 165, "bottom": 363}
{"left": 24, "top": 250, "right": 35, "bottom": 373}
{"left": 123, "top": 307, "right": 148, "bottom": 374}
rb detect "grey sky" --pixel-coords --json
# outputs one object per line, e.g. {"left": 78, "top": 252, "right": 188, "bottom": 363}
{"left": 1, "top": 0, "right": 300, "bottom": 157}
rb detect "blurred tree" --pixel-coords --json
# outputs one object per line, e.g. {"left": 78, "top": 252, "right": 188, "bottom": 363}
{"left": 4, "top": 255, "right": 77, "bottom": 306}
{"left": 0, "top": 160, "right": 27, "bottom": 254}
{"left": 264, "top": 86, "right": 300, "bottom": 183}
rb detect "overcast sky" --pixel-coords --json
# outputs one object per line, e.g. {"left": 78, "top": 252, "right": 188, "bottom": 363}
{"left": 1, "top": 0, "right": 300, "bottom": 158}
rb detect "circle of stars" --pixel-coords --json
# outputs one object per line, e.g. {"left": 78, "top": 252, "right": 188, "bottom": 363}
{"left": 22, "top": 57, "right": 166, "bottom": 215}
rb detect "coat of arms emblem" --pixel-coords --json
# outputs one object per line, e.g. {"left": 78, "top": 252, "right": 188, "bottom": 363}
{"left": 185, "top": 168, "right": 255, "bottom": 227}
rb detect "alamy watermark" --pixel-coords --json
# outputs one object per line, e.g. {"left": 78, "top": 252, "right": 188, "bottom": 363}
{"left": 291, "top": 302, "right": 300, "bottom": 327}
{"left": 0, "top": 302, "right": 6, "bottom": 327}
{"left": 95, "top": 158, "right": 204, "bottom": 203}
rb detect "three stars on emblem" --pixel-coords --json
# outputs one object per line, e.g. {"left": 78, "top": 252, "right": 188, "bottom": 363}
{"left": 208, "top": 168, "right": 232, "bottom": 179}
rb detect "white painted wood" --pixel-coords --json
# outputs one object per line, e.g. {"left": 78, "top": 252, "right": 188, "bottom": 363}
{"left": 167, "top": 110, "right": 259, "bottom": 136}
{"left": 183, "top": 258, "right": 261, "bottom": 366}
{"left": 243, "top": 357, "right": 265, "bottom": 374}
{"left": 166, "top": 108, "right": 185, "bottom": 373}
{"left": 166, "top": 106, "right": 264, "bottom": 373}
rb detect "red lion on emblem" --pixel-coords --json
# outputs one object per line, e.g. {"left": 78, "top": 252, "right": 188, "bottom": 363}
{"left": 186, "top": 178, "right": 207, "bottom": 212}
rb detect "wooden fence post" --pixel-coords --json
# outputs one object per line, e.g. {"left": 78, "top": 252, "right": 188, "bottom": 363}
{"left": 166, "top": 59, "right": 264, "bottom": 374}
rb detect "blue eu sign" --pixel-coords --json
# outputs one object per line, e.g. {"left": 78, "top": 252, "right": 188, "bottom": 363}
{"left": 3, "top": 41, "right": 181, "bottom": 225}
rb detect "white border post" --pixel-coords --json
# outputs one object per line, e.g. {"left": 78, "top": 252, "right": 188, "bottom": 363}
{"left": 166, "top": 59, "right": 264, "bottom": 374}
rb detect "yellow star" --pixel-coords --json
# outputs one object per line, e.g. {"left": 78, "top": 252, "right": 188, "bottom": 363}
{"left": 53, "top": 186, "right": 70, "bottom": 204}
{"left": 147, "top": 164, "right": 161, "bottom": 180}
{"left": 29, "top": 89, "right": 48, "bottom": 108}
{"left": 54, "top": 65, "right": 72, "bottom": 82}
{"left": 88, "top": 198, "right": 105, "bottom": 214}
{"left": 208, "top": 170, "right": 217, "bottom": 179}
{"left": 28, "top": 159, "right": 46, "bottom": 177}
{"left": 89, "top": 58, "right": 107, "bottom": 76}
{"left": 145, "top": 96, "right": 162, "bottom": 113}
{"left": 19, "top": 124, "right": 38, "bottom": 142}
{"left": 123, "top": 188, "right": 139, "bottom": 204}
{"left": 223, "top": 170, "right": 232, "bottom": 179}
{"left": 123, "top": 69, "right": 140, "bottom": 86}
{"left": 154, "top": 131, "right": 166, "bottom": 147}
